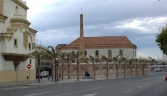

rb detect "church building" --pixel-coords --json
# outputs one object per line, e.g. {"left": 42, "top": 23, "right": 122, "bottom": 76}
{"left": 56, "top": 14, "right": 137, "bottom": 62}
{"left": 0, "top": 0, "right": 37, "bottom": 82}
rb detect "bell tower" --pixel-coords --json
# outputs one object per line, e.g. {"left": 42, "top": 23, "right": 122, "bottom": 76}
{"left": 79, "top": 13, "right": 85, "bottom": 63}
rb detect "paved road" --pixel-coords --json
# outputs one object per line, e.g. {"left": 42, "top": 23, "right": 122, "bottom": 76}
{"left": 0, "top": 72, "right": 167, "bottom": 96}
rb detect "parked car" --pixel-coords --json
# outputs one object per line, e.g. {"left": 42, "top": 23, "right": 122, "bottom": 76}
{"left": 165, "top": 75, "right": 167, "bottom": 81}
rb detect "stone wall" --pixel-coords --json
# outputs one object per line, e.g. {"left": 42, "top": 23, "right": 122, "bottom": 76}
{"left": 0, "top": 69, "right": 36, "bottom": 83}
{"left": 56, "top": 63, "right": 149, "bottom": 78}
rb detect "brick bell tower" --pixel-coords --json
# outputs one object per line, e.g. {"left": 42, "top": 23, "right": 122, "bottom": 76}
{"left": 79, "top": 13, "right": 85, "bottom": 63}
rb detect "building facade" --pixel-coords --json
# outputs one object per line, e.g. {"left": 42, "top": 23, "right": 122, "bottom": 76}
{"left": 35, "top": 45, "right": 51, "bottom": 69}
{"left": 56, "top": 14, "right": 137, "bottom": 62}
{"left": 0, "top": 0, "right": 37, "bottom": 83}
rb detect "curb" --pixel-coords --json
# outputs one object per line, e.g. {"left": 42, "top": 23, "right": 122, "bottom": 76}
{"left": 24, "top": 74, "right": 154, "bottom": 86}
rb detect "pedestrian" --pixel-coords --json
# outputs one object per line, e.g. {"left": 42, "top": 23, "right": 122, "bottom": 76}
{"left": 40, "top": 73, "right": 43, "bottom": 80}
{"left": 59, "top": 74, "right": 61, "bottom": 79}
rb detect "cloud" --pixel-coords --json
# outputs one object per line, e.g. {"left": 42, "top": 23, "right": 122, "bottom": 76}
{"left": 114, "top": 17, "right": 167, "bottom": 34}
{"left": 25, "top": 0, "right": 167, "bottom": 59}
{"left": 137, "top": 47, "right": 163, "bottom": 59}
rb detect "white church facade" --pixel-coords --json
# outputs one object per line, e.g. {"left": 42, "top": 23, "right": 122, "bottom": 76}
{"left": 0, "top": 0, "right": 37, "bottom": 82}
{"left": 56, "top": 14, "right": 137, "bottom": 61}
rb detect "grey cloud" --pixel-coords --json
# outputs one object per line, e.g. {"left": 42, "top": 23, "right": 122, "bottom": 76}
{"left": 29, "top": 0, "right": 167, "bottom": 32}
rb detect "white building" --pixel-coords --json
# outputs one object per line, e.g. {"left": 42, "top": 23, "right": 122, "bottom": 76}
{"left": 56, "top": 14, "right": 137, "bottom": 61}
{"left": 0, "top": 0, "right": 37, "bottom": 82}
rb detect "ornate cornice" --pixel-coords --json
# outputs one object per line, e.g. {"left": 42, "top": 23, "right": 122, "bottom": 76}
{"left": 12, "top": 0, "right": 29, "bottom": 10}
{"left": 10, "top": 18, "right": 31, "bottom": 26}
{"left": 0, "top": 33, "right": 13, "bottom": 41}
{"left": 0, "top": 14, "right": 8, "bottom": 23}
{"left": 29, "top": 28, "right": 37, "bottom": 34}
{"left": 1, "top": 52, "right": 29, "bottom": 61}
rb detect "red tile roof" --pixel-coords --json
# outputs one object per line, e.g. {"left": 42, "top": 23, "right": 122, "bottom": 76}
{"left": 68, "top": 36, "right": 134, "bottom": 46}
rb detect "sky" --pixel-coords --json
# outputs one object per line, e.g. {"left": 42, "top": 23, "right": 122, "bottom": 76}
{"left": 25, "top": 0, "right": 167, "bottom": 59}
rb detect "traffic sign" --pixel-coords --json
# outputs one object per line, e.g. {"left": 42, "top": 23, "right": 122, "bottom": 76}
{"left": 27, "top": 64, "right": 31, "bottom": 69}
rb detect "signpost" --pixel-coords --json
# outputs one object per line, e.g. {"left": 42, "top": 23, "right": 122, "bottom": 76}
{"left": 27, "top": 64, "right": 31, "bottom": 83}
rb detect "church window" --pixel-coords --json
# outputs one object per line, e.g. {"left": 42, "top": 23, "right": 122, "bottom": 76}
{"left": 72, "top": 51, "right": 75, "bottom": 63}
{"left": 14, "top": 38, "right": 18, "bottom": 48}
{"left": 29, "top": 59, "right": 31, "bottom": 64}
{"left": 108, "top": 50, "right": 112, "bottom": 56}
{"left": 95, "top": 50, "right": 99, "bottom": 56}
{"left": 72, "top": 51, "right": 75, "bottom": 54}
{"left": 119, "top": 49, "right": 123, "bottom": 56}
{"left": 84, "top": 50, "right": 87, "bottom": 56}
{"left": 29, "top": 43, "right": 31, "bottom": 50}
{"left": 135, "top": 50, "right": 136, "bottom": 57}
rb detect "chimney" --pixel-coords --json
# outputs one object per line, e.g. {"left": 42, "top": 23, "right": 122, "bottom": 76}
{"left": 79, "top": 14, "right": 85, "bottom": 63}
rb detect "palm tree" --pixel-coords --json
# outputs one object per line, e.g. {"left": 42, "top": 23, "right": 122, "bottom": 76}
{"left": 65, "top": 52, "right": 73, "bottom": 79}
{"left": 87, "top": 55, "right": 96, "bottom": 79}
{"left": 128, "top": 58, "right": 134, "bottom": 76}
{"left": 58, "top": 52, "right": 67, "bottom": 80}
{"left": 72, "top": 50, "right": 82, "bottom": 81}
{"left": 113, "top": 55, "right": 120, "bottom": 77}
{"left": 134, "top": 58, "right": 139, "bottom": 76}
{"left": 101, "top": 55, "right": 112, "bottom": 78}
{"left": 29, "top": 51, "right": 45, "bottom": 83}
{"left": 47, "top": 46, "right": 62, "bottom": 82}
{"left": 42, "top": 53, "right": 54, "bottom": 81}
{"left": 122, "top": 56, "right": 127, "bottom": 77}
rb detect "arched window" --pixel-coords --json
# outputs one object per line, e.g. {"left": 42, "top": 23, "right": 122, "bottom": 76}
{"left": 108, "top": 50, "right": 112, "bottom": 56}
{"left": 84, "top": 50, "right": 87, "bottom": 56}
{"left": 135, "top": 50, "right": 136, "bottom": 57}
{"left": 119, "top": 49, "right": 123, "bottom": 56}
{"left": 95, "top": 50, "right": 99, "bottom": 56}
{"left": 72, "top": 51, "right": 75, "bottom": 54}
{"left": 72, "top": 51, "right": 75, "bottom": 63}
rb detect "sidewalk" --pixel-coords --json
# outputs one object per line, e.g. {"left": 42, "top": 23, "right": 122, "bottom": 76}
{"left": 24, "top": 76, "right": 116, "bottom": 86}
{"left": 0, "top": 73, "right": 155, "bottom": 87}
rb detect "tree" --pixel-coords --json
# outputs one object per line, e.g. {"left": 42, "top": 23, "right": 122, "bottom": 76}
{"left": 134, "top": 58, "right": 139, "bottom": 76}
{"left": 113, "top": 55, "right": 120, "bottom": 77}
{"left": 43, "top": 53, "right": 54, "bottom": 81}
{"left": 58, "top": 52, "right": 67, "bottom": 80}
{"left": 155, "top": 24, "right": 167, "bottom": 55}
{"left": 65, "top": 52, "right": 73, "bottom": 79}
{"left": 29, "top": 51, "right": 45, "bottom": 83}
{"left": 127, "top": 58, "right": 134, "bottom": 76}
{"left": 121, "top": 56, "right": 127, "bottom": 77}
{"left": 101, "top": 55, "right": 112, "bottom": 78}
{"left": 72, "top": 50, "right": 82, "bottom": 81}
{"left": 87, "top": 55, "right": 96, "bottom": 79}
{"left": 47, "top": 46, "right": 62, "bottom": 82}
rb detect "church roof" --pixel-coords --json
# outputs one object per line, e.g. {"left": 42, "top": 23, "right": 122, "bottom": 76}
{"left": 68, "top": 36, "right": 134, "bottom": 46}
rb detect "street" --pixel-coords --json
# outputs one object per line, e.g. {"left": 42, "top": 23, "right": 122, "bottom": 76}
{"left": 0, "top": 72, "right": 167, "bottom": 96}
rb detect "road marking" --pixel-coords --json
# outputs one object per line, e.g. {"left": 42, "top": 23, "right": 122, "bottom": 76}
{"left": 55, "top": 76, "right": 163, "bottom": 96}
{"left": 25, "top": 91, "right": 57, "bottom": 96}
{"left": 124, "top": 90, "right": 132, "bottom": 93}
{"left": 83, "top": 93, "right": 97, "bottom": 96}
{"left": 138, "top": 86, "right": 142, "bottom": 88}
{"left": 3, "top": 87, "right": 28, "bottom": 90}
{"left": 146, "top": 83, "right": 149, "bottom": 85}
